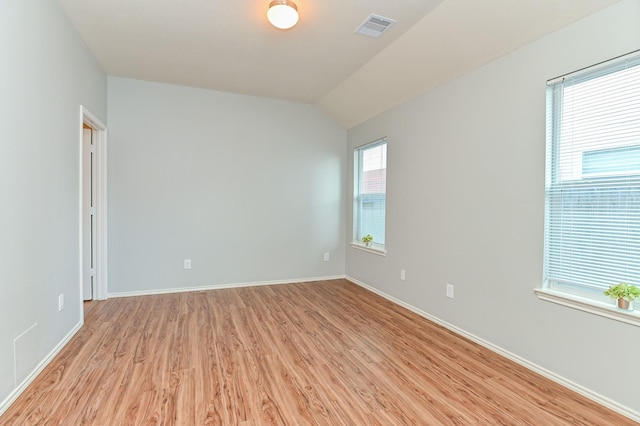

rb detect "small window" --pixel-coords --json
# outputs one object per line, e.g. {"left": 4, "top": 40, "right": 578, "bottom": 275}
{"left": 353, "top": 138, "right": 387, "bottom": 250}
{"left": 544, "top": 51, "right": 640, "bottom": 302}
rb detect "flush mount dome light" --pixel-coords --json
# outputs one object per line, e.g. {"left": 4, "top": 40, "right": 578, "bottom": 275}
{"left": 267, "top": 0, "right": 299, "bottom": 30}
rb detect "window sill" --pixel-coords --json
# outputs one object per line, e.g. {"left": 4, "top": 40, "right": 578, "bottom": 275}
{"left": 350, "top": 242, "right": 386, "bottom": 256}
{"left": 534, "top": 287, "right": 640, "bottom": 327}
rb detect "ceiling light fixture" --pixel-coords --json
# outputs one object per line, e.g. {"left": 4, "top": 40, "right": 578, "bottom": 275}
{"left": 267, "top": 0, "right": 299, "bottom": 30}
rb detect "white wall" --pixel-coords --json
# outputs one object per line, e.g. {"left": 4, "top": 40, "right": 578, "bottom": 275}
{"left": 107, "top": 78, "right": 346, "bottom": 294}
{"left": 0, "top": 0, "right": 107, "bottom": 410}
{"left": 347, "top": 0, "right": 639, "bottom": 417}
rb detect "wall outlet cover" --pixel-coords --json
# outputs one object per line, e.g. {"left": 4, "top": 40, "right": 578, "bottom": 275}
{"left": 446, "top": 284, "right": 454, "bottom": 299}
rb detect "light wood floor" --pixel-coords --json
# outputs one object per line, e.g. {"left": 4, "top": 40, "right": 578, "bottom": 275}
{"left": 1, "top": 279, "right": 635, "bottom": 425}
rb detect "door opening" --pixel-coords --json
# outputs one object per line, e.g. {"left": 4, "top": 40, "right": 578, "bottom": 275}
{"left": 82, "top": 123, "right": 95, "bottom": 301}
{"left": 79, "top": 105, "right": 107, "bottom": 319}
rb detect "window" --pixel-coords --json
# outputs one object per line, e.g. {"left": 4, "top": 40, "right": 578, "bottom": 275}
{"left": 353, "top": 138, "right": 387, "bottom": 251}
{"left": 543, "top": 51, "right": 640, "bottom": 307}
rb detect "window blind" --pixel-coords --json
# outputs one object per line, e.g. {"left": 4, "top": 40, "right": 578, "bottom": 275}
{"left": 544, "top": 51, "right": 640, "bottom": 294}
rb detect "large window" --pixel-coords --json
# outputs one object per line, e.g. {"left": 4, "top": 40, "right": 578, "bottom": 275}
{"left": 354, "top": 138, "right": 387, "bottom": 250}
{"left": 544, "top": 51, "right": 640, "bottom": 303}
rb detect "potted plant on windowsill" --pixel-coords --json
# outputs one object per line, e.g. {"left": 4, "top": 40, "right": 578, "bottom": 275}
{"left": 362, "top": 234, "right": 373, "bottom": 247}
{"left": 603, "top": 283, "right": 640, "bottom": 311}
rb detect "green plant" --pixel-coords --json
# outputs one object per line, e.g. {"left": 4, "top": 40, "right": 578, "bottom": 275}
{"left": 362, "top": 234, "right": 373, "bottom": 244}
{"left": 603, "top": 282, "right": 640, "bottom": 302}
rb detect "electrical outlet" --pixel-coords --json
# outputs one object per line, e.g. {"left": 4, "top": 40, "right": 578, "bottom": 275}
{"left": 400, "top": 269, "right": 406, "bottom": 281}
{"left": 184, "top": 259, "right": 191, "bottom": 269}
{"left": 58, "top": 294, "right": 64, "bottom": 311}
{"left": 324, "top": 252, "right": 330, "bottom": 261}
{"left": 446, "top": 284, "right": 454, "bottom": 299}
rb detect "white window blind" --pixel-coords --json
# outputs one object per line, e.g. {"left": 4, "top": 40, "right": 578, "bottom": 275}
{"left": 354, "top": 138, "right": 387, "bottom": 247}
{"left": 544, "top": 51, "right": 640, "bottom": 296}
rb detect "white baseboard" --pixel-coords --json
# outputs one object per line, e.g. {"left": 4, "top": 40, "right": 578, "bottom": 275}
{"left": 0, "top": 321, "right": 83, "bottom": 417}
{"left": 345, "top": 275, "right": 640, "bottom": 423}
{"left": 108, "top": 275, "right": 346, "bottom": 298}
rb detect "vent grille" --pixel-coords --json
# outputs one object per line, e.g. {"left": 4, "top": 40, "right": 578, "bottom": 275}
{"left": 355, "top": 14, "right": 396, "bottom": 38}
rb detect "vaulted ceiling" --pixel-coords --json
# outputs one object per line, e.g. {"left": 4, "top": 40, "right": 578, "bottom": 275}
{"left": 58, "top": 0, "right": 619, "bottom": 128}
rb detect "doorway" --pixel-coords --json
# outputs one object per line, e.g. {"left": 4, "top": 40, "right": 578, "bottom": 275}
{"left": 80, "top": 106, "right": 107, "bottom": 313}
{"left": 82, "top": 124, "right": 95, "bottom": 300}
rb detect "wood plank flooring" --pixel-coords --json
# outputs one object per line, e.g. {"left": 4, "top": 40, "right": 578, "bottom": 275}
{"left": 1, "top": 279, "right": 635, "bottom": 425}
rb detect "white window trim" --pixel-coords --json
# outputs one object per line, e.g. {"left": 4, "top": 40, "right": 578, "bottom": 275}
{"left": 349, "top": 242, "right": 387, "bottom": 256}
{"left": 353, "top": 137, "right": 387, "bottom": 251}
{"left": 534, "top": 287, "right": 640, "bottom": 327}
{"left": 541, "top": 50, "right": 640, "bottom": 321}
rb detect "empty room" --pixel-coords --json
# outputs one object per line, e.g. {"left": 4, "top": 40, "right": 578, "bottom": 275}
{"left": 1, "top": 0, "right": 639, "bottom": 424}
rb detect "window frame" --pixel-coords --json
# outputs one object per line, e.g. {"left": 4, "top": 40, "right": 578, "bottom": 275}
{"left": 352, "top": 138, "right": 387, "bottom": 255}
{"left": 537, "top": 50, "right": 640, "bottom": 326}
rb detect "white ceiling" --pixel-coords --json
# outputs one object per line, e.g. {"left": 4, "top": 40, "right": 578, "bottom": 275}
{"left": 58, "top": 0, "right": 619, "bottom": 128}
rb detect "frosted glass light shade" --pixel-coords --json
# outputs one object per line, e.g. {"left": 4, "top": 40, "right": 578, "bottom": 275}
{"left": 267, "top": 0, "right": 298, "bottom": 29}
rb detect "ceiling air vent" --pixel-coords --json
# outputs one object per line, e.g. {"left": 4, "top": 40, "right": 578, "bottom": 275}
{"left": 355, "top": 14, "right": 396, "bottom": 38}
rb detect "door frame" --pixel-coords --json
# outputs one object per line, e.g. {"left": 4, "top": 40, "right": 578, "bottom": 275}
{"left": 79, "top": 105, "right": 108, "bottom": 310}
{"left": 82, "top": 126, "right": 94, "bottom": 301}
